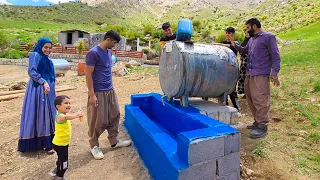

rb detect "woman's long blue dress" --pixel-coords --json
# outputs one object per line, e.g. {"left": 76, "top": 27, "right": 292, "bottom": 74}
{"left": 18, "top": 38, "right": 56, "bottom": 152}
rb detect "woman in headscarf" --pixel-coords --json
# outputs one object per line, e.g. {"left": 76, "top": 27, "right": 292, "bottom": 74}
{"left": 18, "top": 38, "right": 56, "bottom": 154}
{"left": 237, "top": 30, "right": 250, "bottom": 98}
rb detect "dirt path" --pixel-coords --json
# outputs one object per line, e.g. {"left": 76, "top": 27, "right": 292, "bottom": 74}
{"left": 0, "top": 65, "right": 306, "bottom": 180}
{"left": 0, "top": 65, "right": 161, "bottom": 180}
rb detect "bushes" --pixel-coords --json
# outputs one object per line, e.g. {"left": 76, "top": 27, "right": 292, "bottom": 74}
{"left": 141, "top": 49, "right": 149, "bottom": 54}
{"left": 0, "top": 31, "right": 11, "bottom": 49}
{"left": 314, "top": 78, "right": 320, "bottom": 92}
{"left": 0, "top": 49, "right": 28, "bottom": 59}
{"left": 151, "top": 29, "right": 163, "bottom": 39}
{"left": 143, "top": 24, "right": 154, "bottom": 35}
{"left": 215, "top": 31, "right": 245, "bottom": 43}
{"left": 77, "top": 40, "right": 85, "bottom": 55}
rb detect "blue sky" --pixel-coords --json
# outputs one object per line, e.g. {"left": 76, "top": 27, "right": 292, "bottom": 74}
{"left": 0, "top": 0, "right": 76, "bottom": 6}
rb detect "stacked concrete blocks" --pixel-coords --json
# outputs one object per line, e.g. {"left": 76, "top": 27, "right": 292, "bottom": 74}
{"left": 188, "top": 99, "right": 239, "bottom": 125}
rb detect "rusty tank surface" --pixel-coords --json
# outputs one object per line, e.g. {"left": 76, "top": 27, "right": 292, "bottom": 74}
{"left": 159, "top": 41, "right": 238, "bottom": 106}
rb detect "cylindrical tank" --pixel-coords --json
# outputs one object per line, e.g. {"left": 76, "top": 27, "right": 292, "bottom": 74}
{"left": 159, "top": 41, "right": 238, "bottom": 101}
{"left": 176, "top": 19, "right": 193, "bottom": 41}
{"left": 52, "top": 59, "right": 70, "bottom": 75}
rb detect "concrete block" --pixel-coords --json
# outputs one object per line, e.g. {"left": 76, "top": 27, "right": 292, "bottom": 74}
{"left": 217, "top": 171, "right": 240, "bottom": 180}
{"left": 230, "top": 112, "right": 238, "bottom": 125}
{"left": 224, "top": 133, "right": 240, "bottom": 155}
{"left": 71, "top": 59, "right": 79, "bottom": 63}
{"left": 217, "top": 152, "right": 240, "bottom": 176}
{"left": 179, "top": 159, "right": 216, "bottom": 180}
{"left": 189, "top": 99, "right": 238, "bottom": 125}
{"left": 188, "top": 137, "right": 224, "bottom": 164}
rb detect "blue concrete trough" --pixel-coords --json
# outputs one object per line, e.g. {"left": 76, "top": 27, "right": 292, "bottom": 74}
{"left": 124, "top": 93, "right": 241, "bottom": 180}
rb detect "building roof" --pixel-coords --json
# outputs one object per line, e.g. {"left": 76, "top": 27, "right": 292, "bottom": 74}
{"left": 59, "top": 29, "right": 90, "bottom": 34}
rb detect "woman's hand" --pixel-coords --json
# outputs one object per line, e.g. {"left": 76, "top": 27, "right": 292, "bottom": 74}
{"left": 43, "top": 82, "right": 50, "bottom": 94}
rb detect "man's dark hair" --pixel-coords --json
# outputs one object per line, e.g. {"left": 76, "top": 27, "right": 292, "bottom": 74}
{"left": 162, "top": 22, "right": 171, "bottom": 30}
{"left": 225, "top": 27, "right": 235, "bottom": 33}
{"left": 104, "top": 30, "right": 121, "bottom": 43}
{"left": 54, "top": 95, "right": 70, "bottom": 109}
{"left": 246, "top": 18, "right": 261, "bottom": 28}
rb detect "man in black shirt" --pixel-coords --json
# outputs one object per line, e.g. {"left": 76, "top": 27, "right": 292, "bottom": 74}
{"left": 160, "top": 22, "right": 176, "bottom": 50}
{"left": 222, "top": 27, "right": 239, "bottom": 54}
{"left": 215, "top": 27, "right": 241, "bottom": 112}
{"left": 160, "top": 22, "right": 176, "bottom": 41}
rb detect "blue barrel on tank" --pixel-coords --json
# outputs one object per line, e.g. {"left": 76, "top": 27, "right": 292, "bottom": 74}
{"left": 176, "top": 19, "right": 193, "bottom": 41}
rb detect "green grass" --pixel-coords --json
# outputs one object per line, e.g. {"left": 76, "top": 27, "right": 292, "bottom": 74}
{"left": 294, "top": 153, "right": 320, "bottom": 175}
{"left": 307, "top": 132, "right": 320, "bottom": 144}
{"left": 279, "top": 21, "right": 320, "bottom": 41}
{"left": 280, "top": 41, "right": 320, "bottom": 69}
{"left": 0, "top": 19, "right": 97, "bottom": 32}
{"left": 314, "top": 78, "right": 320, "bottom": 92}
{"left": 296, "top": 104, "right": 320, "bottom": 127}
{"left": 252, "top": 140, "right": 268, "bottom": 157}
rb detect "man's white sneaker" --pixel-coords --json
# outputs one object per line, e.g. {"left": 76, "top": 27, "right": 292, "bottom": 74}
{"left": 91, "top": 146, "right": 104, "bottom": 160}
{"left": 112, "top": 139, "right": 132, "bottom": 149}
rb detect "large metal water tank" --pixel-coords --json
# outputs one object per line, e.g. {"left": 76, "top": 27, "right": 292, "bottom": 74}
{"left": 159, "top": 41, "right": 238, "bottom": 106}
{"left": 52, "top": 59, "right": 71, "bottom": 76}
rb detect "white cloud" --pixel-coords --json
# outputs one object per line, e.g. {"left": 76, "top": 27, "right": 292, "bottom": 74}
{"left": 45, "top": 0, "right": 75, "bottom": 4}
{"left": 0, "top": 0, "right": 11, "bottom": 5}
{"left": 32, "top": 0, "right": 40, "bottom": 2}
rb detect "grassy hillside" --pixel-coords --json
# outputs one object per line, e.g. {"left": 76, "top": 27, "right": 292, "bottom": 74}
{"left": 0, "top": 0, "right": 319, "bottom": 58}
{"left": 279, "top": 21, "right": 320, "bottom": 41}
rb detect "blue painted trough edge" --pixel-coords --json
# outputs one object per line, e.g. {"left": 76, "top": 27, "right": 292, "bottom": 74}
{"left": 124, "top": 93, "right": 240, "bottom": 180}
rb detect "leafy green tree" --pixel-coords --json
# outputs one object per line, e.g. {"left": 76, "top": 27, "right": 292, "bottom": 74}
{"left": 193, "top": 20, "right": 202, "bottom": 32}
{"left": 78, "top": 40, "right": 84, "bottom": 55}
{"left": 143, "top": 24, "right": 154, "bottom": 35}
{"left": 101, "top": 25, "right": 127, "bottom": 36}
{"left": 0, "top": 31, "right": 11, "bottom": 50}
{"left": 126, "top": 30, "right": 143, "bottom": 39}
{"left": 201, "top": 29, "right": 211, "bottom": 39}
{"left": 151, "top": 29, "right": 163, "bottom": 39}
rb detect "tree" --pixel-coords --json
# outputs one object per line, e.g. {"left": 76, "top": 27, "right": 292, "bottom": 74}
{"left": 0, "top": 31, "right": 11, "bottom": 50}
{"left": 151, "top": 29, "right": 163, "bottom": 39}
{"left": 143, "top": 24, "right": 154, "bottom": 35}
{"left": 78, "top": 40, "right": 85, "bottom": 56}
{"left": 193, "top": 20, "right": 202, "bottom": 31}
{"left": 201, "top": 29, "right": 211, "bottom": 39}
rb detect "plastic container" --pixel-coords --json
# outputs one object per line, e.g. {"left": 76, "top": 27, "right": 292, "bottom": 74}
{"left": 112, "top": 54, "right": 118, "bottom": 66}
{"left": 77, "top": 62, "right": 86, "bottom": 76}
{"left": 176, "top": 19, "right": 193, "bottom": 41}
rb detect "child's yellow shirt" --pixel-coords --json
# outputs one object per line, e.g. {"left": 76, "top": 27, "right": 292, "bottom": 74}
{"left": 52, "top": 112, "right": 71, "bottom": 146}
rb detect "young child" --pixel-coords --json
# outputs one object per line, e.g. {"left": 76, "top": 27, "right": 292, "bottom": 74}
{"left": 50, "top": 95, "right": 83, "bottom": 180}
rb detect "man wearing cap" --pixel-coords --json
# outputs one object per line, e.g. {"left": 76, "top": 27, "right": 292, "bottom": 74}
{"left": 160, "top": 22, "right": 176, "bottom": 49}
